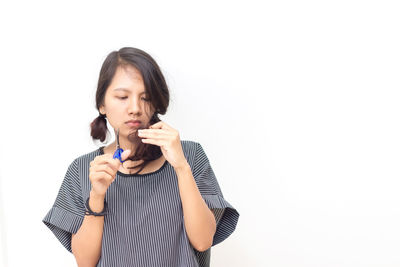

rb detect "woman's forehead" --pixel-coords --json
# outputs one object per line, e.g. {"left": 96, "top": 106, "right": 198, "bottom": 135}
{"left": 109, "top": 66, "right": 146, "bottom": 93}
{"left": 115, "top": 65, "right": 143, "bottom": 81}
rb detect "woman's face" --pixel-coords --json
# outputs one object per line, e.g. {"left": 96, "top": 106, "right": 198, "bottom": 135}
{"left": 99, "top": 65, "right": 154, "bottom": 140}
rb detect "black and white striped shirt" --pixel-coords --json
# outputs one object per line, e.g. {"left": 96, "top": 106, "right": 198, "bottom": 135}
{"left": 42, "top": 140, "right": 239, "bottom": 267}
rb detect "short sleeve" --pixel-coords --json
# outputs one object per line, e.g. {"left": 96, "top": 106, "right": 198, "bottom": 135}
{"left": 192, "top": 142, "right": 240, "bottom": 246}
{"left": 42, "top": 159, "right": 86, "bottom": 253}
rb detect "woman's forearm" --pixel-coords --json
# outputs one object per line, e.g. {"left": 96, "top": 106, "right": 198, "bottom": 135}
{"left": 175, "top": 163, "right": 217, "bottom": 252}
{"left": 71, "top": 191, "right": 105, "bottom": 267}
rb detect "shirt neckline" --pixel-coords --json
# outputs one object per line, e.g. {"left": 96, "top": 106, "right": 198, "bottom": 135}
{"left": 98, "top": 146, "right": 168, "bottom": 177}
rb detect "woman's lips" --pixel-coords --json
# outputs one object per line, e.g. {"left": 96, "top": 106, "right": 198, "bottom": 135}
{"left": 126, "top": 120, "right": 141, "bottom": 128}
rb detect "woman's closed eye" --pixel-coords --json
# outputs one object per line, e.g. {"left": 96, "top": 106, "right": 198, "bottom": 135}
{"left": 117, "top": 96, "right": 150, "bottom": 101}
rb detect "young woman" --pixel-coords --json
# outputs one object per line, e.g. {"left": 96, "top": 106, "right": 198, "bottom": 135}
{"left": 42, "top": 47, "right": 239, "bottom": 267}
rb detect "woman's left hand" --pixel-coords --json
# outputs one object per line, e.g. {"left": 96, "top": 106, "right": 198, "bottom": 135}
{"left": 138, "top": 121, "right": 189, "bottom": 169}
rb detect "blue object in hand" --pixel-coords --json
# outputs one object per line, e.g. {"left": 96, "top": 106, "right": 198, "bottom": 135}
{"left": 113, "top": 128, "right": 126, "bottom": 163}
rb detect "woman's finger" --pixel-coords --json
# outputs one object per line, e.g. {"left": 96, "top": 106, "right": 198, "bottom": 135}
{"left": 120, "top": 149, "right": 131, "bottom": 161}
{"left": 138, "top": 129, "right": 171, "bottom": 139}
{"left": 92, "top": 164, "right": 116, "bottom": 177}
{"left": 91, "top": 154, "right": 114, "bottom": 166}
{"left": 91, "top": 170, "right": 113, "bottom": 183}
{"left": 141, "top": 138, "right": 166, "bottom": 147}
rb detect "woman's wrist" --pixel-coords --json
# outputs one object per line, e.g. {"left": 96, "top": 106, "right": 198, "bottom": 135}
{"left": 88, "top": 190, "right": 106, "bottom": 213}
{"left": 90, "top": 190, "right": 105, "bottom": 200}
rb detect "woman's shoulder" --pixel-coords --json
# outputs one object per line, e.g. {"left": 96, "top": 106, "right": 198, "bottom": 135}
{"left": 180, "top": 139, "right": 210, "bottom": 169}
{"left": 68, "top": 147, "right": 102, "bottom": 167}
{"left": 180, "top": 139, "right": 204, "bottom": 157}
{"left": 180, "top": 139, "right": 199, "bottom": 150}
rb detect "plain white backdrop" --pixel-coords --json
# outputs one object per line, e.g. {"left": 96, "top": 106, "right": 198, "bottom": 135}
{"left": 0, "top": 0, "right": 399, "bottom": 266}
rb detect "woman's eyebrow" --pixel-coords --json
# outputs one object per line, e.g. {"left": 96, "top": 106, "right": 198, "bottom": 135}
{"left": 114, "top": 88, "right": 130, "bottom": 92}
{"left": 113, "top": 88, "right": 145, "bottom": 94}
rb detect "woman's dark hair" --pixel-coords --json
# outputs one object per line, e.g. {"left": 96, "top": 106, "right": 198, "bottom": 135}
{"left": 90, "top": 47, "right": 170, "bottom": 174}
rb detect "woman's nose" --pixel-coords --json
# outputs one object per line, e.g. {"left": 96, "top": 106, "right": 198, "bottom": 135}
{"left": 127, "top": 97, "right": 142, "bottom": 114}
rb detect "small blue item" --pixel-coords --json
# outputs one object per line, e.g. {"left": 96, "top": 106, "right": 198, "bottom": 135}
{"left": 113, "top": 128, "right": 126, "bottom": 163}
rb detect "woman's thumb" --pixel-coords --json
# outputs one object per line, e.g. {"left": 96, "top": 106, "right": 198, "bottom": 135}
{"left": 121, "top": 149, "right": 132, "bottom": 161}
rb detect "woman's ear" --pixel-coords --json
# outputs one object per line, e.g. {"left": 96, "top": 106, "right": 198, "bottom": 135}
{"left": 99, "top": 106, "right": 106, "bottom": 115}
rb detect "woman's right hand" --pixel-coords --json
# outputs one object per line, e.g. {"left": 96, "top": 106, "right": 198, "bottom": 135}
{"left": 89, "top": 149, "right": 131, "bottom": 197}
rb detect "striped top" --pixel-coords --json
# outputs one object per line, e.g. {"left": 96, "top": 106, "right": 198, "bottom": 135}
{"left": 42, "top": 140, "right": 239, "bottom": 267}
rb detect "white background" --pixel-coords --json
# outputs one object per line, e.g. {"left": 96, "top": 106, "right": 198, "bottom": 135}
{"left": 0, "top": 0, "right": 399, "bottom": 266}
